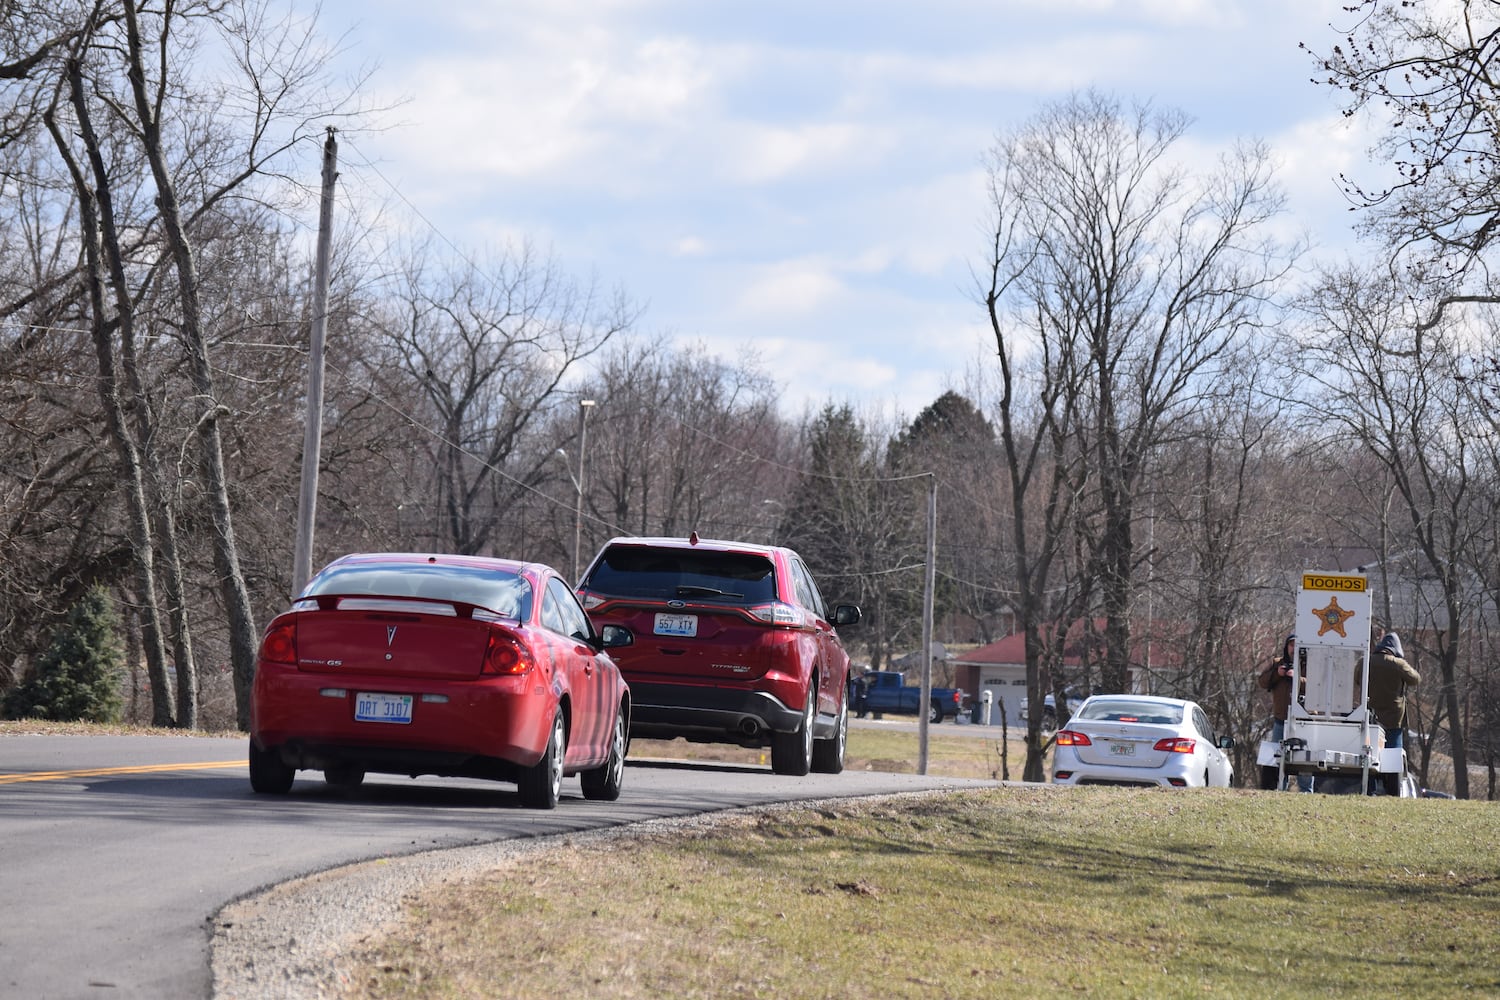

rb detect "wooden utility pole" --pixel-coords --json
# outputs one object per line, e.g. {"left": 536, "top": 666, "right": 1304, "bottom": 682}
{"left": 292, "top": 127, "right": 338, "bottom": 594}
{"left": 571, "top": 399, "right": 596, "bottom": 582}
{"left": 918, "top": 473, "right": 937, "bottom": 774}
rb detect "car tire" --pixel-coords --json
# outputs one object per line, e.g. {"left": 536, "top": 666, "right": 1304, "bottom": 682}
{"left": 248, "top": 738, "right": 294, "bottom": 794}
{"left": 1040, "top": 709, "right": 1057, "bottom": 737}
{"left": 928, "top": 702, "right": 942, "bottom": 725}
{"left": 324, "top": 763, "right": 365, "bottom": 791}
{"left": 518, "top": 710, "right": 565, "bottom": 810}
{"left": 772, "top": 689, "right": 814, "bottom": 776}
{"left": 581, "top": 702, "right": 627, "bottom": 801}
{"left": 812, "top": 689, "right": 847, "bottom": 775}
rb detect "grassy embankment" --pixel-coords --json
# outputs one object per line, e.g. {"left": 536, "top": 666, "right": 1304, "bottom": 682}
{"left": 338, "top": 728, "right": 1499, "bottom": 1000}
{"left": 635, "top": 723, "right": 1032, "bottom": 780}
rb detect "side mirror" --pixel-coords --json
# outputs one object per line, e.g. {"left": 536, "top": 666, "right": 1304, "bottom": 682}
{"left": 598, "top": 623, "right": 633, "bottom": 649}
{"left": 1218, "top": 736, "right": 1235, "bottom": 750}
{"left": 833, "top": 604, "right": 862, "bottom": 627}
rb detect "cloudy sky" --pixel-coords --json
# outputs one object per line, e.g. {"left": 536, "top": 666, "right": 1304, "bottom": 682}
{"left": 311, "top": 0, "right": 1375, "bottom": 417}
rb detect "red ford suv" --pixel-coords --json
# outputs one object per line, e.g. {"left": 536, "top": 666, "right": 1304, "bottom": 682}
{"left": 576, "top": 535, "right": 861, "bottom": 776}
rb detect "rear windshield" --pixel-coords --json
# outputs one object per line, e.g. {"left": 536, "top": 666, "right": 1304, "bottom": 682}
{"left": 584, "top": 546, "right": 777, "bottom": 603}
{"left": 1077, "top": 700, "right": 1183, "bottom": 725}
{"left": 303, "top": 563, "right": 532, "bottom": 620}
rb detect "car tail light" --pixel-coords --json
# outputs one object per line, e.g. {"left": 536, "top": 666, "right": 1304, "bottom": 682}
{"left": 259, "top": 621, "right": 296, "bottom": 665}
{"left": 481, "top": 632, "right": 534, "bottom": 676}
{"left": 1055, "top": 729, "right": 1091, "bottom": 746}
{"left": 1154, "top": 737, "right": 1197, "bottom": 753}
{"left": 747, "top": 602, "right": 800, "bottom": 626}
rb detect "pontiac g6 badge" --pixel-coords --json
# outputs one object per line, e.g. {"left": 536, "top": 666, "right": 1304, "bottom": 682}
{"left": 385, "top": 625, "right": 397, "bottom": 660}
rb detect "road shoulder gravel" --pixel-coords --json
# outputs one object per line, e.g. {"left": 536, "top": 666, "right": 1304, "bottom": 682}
{"left": 209, "top": 795, "right": 941, "bottom": 999}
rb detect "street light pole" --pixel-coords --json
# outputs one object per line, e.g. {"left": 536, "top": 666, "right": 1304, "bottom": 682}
{"left": 572, "top": 399, "right": 596, "bottom": 582}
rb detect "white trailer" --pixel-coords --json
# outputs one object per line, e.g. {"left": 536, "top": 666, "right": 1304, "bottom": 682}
{"left": 1256, "top": 572, "right": 1415, "bottom": 796}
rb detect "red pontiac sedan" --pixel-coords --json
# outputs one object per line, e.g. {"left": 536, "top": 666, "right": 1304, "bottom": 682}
{"left": 249, "top": 552, "right": 632, "bottom": 809}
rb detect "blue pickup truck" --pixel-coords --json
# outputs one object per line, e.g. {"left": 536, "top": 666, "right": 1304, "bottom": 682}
{"left": 852, "top": 671, "right": 965, "bottom": 723}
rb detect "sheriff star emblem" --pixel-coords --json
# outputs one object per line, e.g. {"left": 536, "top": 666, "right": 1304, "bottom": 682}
{"left": 1311, "top": 595, "right": 1356, "bottom": 638}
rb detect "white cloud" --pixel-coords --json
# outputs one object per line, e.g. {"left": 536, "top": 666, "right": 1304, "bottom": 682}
{"left": 1266, "top": 112, "right": 1378, "bottom": 258}
{"left": 315, "top": 0, "right": 1401, "bottom": 420}
{"left": 736, "top": 262, "right": 848, "bottom": 316}
{"left": 719, "top": 121, "right": 892, "bottom": 185}
{"left": 691, "top": 330, "right": 905, "bottom": 413}
{"left": 1009, "top": 0, "right": 1247, "bottom": 27}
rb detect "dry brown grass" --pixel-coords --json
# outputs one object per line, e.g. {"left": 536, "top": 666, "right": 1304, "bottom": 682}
{"left": 339, "top": 786, "right": 1500, "bottom": 999}
{"left": 634, "top": 724, "right": 1035, "bottom": 781}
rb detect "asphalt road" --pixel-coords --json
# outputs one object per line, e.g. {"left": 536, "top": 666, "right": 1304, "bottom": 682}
{"left": 0, "top": 733, "right": 991, "bottom": 999}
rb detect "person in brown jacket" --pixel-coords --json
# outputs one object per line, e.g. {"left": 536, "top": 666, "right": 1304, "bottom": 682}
{"left": 1257, "top": 634, "right": 1311, "bottom": 791}
{"left": 1367, "top": 631, "right": 1420, "bottom": 749}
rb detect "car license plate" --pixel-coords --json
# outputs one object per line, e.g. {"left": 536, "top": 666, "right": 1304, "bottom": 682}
{"left": 654, "top": 613, "right": 697, "bottom": 637}
{"left": 1110, "top": 742, "right": 1135, "bottom": 757}
{"left": 355, "top": 692, "right": 413, "bottom": 724}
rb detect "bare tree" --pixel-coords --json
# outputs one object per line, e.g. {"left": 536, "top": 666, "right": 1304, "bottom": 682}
{"left": 0, "top": 0, "right": 381, "bottom": 727}
{"left": 374, "top": 240, "right": 634, "bottom": 557}
{"left": 981, "top": 91, "right": 1296, "bottom": 774}
{"left": 1144, "top": 367, "right": 1301, "bottom": 782}
{"left": 1463, "top": 332, "right": 1500, "bottom": 796}
{"left": 44, "top": 41, "right": 181, "bottom": 723}
{"left": 1310, "top": 0, "right": 1500, "bottom": 291}
{"left": 578, "top": 340, "right": 790, "bottom": 556}
{"left": 1299, "top": 263, "right": 1488, "bottom": 797}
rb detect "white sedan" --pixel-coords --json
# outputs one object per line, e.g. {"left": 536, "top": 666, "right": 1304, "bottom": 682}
{"left": 1051, "top": 694, "right": 1234, "bottom": 788}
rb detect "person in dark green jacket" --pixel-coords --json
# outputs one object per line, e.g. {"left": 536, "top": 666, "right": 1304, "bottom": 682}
{"left": 1367, "top": 632, "right": 1420, "bottom": 749}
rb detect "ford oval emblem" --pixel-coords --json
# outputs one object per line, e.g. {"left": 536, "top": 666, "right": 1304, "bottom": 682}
{"left": 667, "top": 600, "right": 685, "bottom": 608}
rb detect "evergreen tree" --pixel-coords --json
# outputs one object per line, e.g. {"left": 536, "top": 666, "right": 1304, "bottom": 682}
{"left": 3, "top": 588, "right": 125, "bottom": 723}
{"left": 889, "top": 391, "right": 1013, "bottom": 642}
{"left": 780, "top": 404, "right": 923, "bottom": 667}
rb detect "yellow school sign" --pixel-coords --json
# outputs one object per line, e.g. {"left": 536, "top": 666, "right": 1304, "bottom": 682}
{"left": 1301, "top": 573, "right": 1367, "bottom": 593}
{"left": 1296, "top": 572, "right": 1372, "bottom": 648}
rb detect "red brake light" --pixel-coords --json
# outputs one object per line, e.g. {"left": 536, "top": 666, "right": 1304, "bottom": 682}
{"left": 1153, "top": 737, "right": 1196, "bottom": 754}
{"left": 259, "top": 621, "right": 296, "bottom": 665}
{"left": 481, "top": 632, "right": 534, "bottom": 676}
{"left": 1055, "top": 729, "right": 1091, "bottom": 746}
{"left": 747, "top": 602, "right": 801, "bottom": 626}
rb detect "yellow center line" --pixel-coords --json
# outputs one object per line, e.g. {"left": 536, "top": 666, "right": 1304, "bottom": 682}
{"left": 0, "top": 760, "right": 245, "bottom": 785}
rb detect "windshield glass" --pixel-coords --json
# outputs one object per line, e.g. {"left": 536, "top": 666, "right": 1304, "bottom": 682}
{"left": 1077, "top": 700, "right": 1184, "bottom": 725}
{"left": 585, "top": 546, "right": 777, "bottom": 603}
{"left": 303, "top": 563, "right": 532, "bottom": 620}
